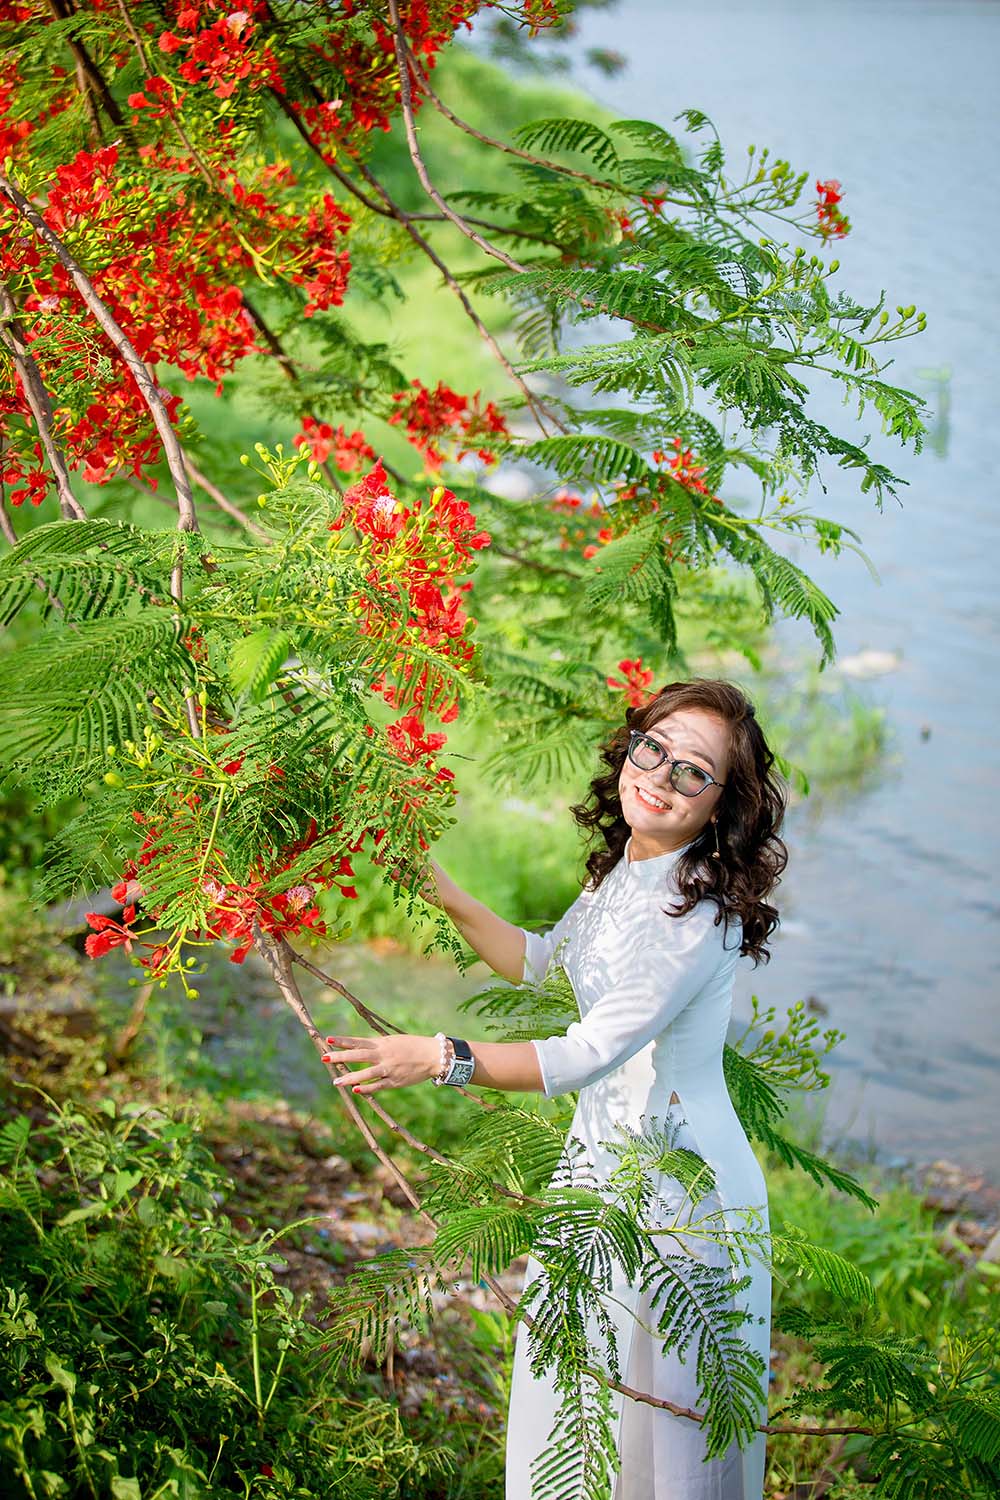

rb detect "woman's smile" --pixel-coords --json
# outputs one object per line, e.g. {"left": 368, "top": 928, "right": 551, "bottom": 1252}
{"left": 634, "top": 784, "right": 672, "bottom": 813}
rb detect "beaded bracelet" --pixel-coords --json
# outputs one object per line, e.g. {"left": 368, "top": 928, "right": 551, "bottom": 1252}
{"left": 432, "top": 1031, "right": 455, "bottom": 1087}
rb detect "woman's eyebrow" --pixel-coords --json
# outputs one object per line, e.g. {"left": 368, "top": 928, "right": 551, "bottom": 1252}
{"left": 646, "top": 729, "right": 717, "bottom": 773}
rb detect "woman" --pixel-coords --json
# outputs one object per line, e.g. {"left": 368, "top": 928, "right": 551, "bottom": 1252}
{"left": 322, "top": 678, "right": 787, "bottom": 1499}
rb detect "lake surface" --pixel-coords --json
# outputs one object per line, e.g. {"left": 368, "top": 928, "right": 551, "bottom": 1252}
{"left": 491, "top": 1, "right": 1000, "bottom": 1176}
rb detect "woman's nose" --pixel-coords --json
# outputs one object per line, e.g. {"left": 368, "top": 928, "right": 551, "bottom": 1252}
{"left": 646, "top": 760, "right": 675, "bottom": 788}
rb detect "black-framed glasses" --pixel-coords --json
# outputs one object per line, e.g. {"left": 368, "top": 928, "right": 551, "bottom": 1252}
{"left": 626, "top": 729, "right": 725, "bottom": 797}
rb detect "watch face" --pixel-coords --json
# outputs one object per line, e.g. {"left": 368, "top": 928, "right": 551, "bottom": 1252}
{"left": 449, "top": 1058, "right": 475, "bottom": 1087}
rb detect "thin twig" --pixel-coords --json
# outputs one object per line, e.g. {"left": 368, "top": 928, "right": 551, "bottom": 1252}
{"left": 287, "top": 945, "right": 489, "bottom": 1109}
{"left": 0, "top": 282, "right": 85, "bottom": 520}
{"left": 268, "top": 88, "right": 556, "bottom": 435}
{"left": 252, "top": 928, "right": 428, "bottom": 1218}
{"left": 358, "top": 157, "right": 559, "bottom": 436}
{"left": 387, "top": 0, "right": 525, "bottom": 276}
{"left": 288, "top": 949, "right": 405, "bottom": 1035}
{"left": 44, "top": 0, "right": 128, "bottom": 132}
{"left": 182, "top": 458, "right": 271, "bottom": 541}
{"left": 402, "top": 37, "right": 623, "bottom": 195}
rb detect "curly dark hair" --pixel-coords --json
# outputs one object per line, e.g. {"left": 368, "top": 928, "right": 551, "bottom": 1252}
{"left": 570, "top": 677, "right": 788, "bottom": 966}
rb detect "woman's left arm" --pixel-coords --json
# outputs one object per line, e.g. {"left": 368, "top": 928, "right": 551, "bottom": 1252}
{"left": 320, "top": 1033, "right": 544, "bottom": 1095}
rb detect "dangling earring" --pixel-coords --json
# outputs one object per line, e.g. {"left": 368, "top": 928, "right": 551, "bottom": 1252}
{"left": 711, "top": 820, "right": 721, "bottom": 860}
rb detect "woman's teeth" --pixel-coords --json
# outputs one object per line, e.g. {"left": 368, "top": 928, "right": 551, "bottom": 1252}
{"left": 636, "top": 785, "right": 670, "bottom": 812}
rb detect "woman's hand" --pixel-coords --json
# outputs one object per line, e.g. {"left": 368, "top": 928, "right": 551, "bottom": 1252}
{"left": 321, "top": 1032, "right": 441, "bottom": 1095}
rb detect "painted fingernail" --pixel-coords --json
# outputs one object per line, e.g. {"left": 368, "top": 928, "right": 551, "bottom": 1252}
{"left": 326, "top": 1036, "right": 339, "bottom": 1044}
{"left": 352, "top": 1086, "right": 360, "bottom": 1094}
{"left": 321, "top": 1054, "right": 332, "bottom": 1062}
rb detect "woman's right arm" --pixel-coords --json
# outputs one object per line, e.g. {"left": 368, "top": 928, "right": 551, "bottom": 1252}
{"left": 429, "top": 861, "right": 527, "bottom": 984}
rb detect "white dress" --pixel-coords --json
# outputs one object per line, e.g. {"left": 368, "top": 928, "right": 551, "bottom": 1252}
{"left": 505, "top": 834, "right": 770, "bottom": 1500}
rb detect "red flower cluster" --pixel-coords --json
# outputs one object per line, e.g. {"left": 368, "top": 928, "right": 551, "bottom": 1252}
{"left": 293, "top": 417, "right": 375, "bottom": 471}
{"left": 814, "top": 179, "right": 850, "bottom": 241}
{"left": 388, "top": 379, "right": 508, "bottom": 470}
{"left": 331, "top": 461, "right": 488, "bottom": 787}
{"left": 651, "top": 437, "right": 715, "bottom": 500}
{"left": 0, "top": 3, "right": 501, "bottom": 513}
{"left": 299, "top": 0, "right": 478, "bottom": 150}
{"left": 547, "top": 491, "right": 611, "bottom": 559}
{"left": 607, "top": 658, "right": 655, "bottom": 708}
{"left": 85, "top": 795, "right": 362, "bottom": 972}
{"left": 84, "top": 905, "right": 139, "bottom": 959}
{"left": 0, "top": 131, "right": 359, "bottom": 501}
{"left": 545, "top": 439, "right": 720, "bottom": 568}
{"left": 156, "top": 1, "right": 285, "bottom": 101}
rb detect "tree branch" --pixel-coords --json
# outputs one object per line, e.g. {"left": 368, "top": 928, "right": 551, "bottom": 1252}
{"left": 45, "top": 0, "right": 129, "bottom": 132}
{"left": 251, "top": 927, "right": 427, "bottom": 1217}
{"left": 0, "top": 282, "right": 86, "bottom": 520}
{"left": 386, "top": 0, "right": 526, "bottom": 276}
{"left": 268, "top": 87, "right": 557, "bottom": 435}
{"left": 182, "top": 457, "right": 271, "bottom": 541}
{"left": 401, "top": 35, "right": 624, "bottom": 195}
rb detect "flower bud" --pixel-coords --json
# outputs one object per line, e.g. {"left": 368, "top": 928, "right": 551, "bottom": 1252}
{"left": 103, "top": 771, "right": 123, "bottom": 787}
{"left": 240, "top": 453, "right": 251, "bottom": 466}
{"left": 257, "top": 494, "right": 268, "bottom": 508}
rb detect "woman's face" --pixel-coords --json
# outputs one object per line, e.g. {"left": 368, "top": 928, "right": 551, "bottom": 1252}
{"left": 618, "top": 707, "right": 731, "bottom": 857}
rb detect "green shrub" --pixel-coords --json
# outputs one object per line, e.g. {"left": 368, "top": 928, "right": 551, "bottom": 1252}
{"left": 0, "top": 1092, "right": 501, "bottom": 1498}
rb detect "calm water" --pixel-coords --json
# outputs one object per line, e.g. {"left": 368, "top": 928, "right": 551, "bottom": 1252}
{"left": 549, "top": 0, "right": 1000, "bottom": 1175}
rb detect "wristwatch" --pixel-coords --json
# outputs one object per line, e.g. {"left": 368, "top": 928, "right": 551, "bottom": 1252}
{"left": 443, "top": 1036, "right": 475, "bottom": 1087}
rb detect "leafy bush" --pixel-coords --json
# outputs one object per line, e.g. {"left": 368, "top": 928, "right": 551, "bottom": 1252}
{"left": 0, "top": 1092, "right": 499, "bottom": 1498}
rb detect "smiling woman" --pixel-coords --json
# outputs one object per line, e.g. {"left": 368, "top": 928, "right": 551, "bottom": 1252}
{"left": 323, "top": 676, "right": 789, "bottom": 1499}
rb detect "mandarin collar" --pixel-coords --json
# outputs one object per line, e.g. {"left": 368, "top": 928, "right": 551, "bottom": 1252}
{"left": 621, "top": 833, "right": 699, "bottom": 884}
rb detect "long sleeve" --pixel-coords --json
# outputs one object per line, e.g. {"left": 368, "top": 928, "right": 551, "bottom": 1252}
{"left": 531, "top": 905, "right": 725, "bottom": 1098}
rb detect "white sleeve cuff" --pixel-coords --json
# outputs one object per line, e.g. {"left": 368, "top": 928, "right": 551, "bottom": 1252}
{"left": 531, "top": 1037, "right": 558, "bottom": 1097}
{"left": 519, "top": 927, "right": 554, "bottom": 985}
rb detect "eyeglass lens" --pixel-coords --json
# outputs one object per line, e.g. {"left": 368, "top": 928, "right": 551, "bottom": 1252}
{"left": 629, "top": 733, "right": 712, "bottom": 795}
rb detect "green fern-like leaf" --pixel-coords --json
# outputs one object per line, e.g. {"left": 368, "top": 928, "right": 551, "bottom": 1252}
{"left": 771, "top": 1224, "right": 875, "bottom": 1304}
{"left": 514, "top": 117, "right": 622, "bottom": 175}
{"left": 228, "top": 627, "right": 292, "bottom": 703}
{"left": 0, "top": 617, "right": 193, "bottom": 764}
{"left": 723, "top": 1047, "right": 878, "bottom": 1210}
{"left": 946, "top": 1391, "right": 1000, "bottom": 1464}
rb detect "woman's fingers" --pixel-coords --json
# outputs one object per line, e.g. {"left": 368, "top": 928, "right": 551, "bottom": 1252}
{"left": 332, "top": 1063, "right": 384, "bottom": 1089}
{"left": 318, "top": 1032, "right": 435, "bottom": 1093}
